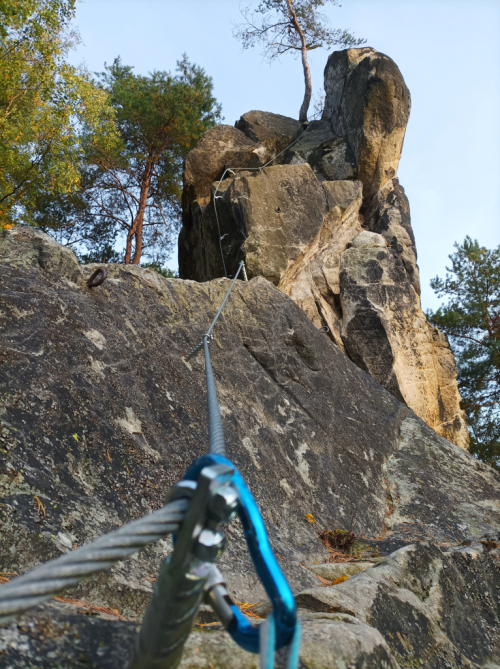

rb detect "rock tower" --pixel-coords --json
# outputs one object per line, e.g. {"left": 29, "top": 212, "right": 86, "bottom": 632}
{"left": 178, "top": 47, "right": 468, "bottom": 449}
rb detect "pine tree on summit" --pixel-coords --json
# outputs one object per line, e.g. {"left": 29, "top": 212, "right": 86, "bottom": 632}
{"left": 233, "top": 0, "right": 365, "bottom": 122}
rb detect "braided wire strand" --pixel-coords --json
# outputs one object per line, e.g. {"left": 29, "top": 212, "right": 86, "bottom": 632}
{"left": 183, "top": 262, "right": 244, "bottom": 362}
{"left": 0, "top": 498, "right": 188, "bottom": 624}
{"left": 204, "top": 335, "right": 225, "bottom": 457}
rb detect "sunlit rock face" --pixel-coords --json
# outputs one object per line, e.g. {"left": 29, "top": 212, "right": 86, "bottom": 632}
{"left": 322, "top": 47, "right": 411, "bottom": 208}
{"left": 177, "top": 48, "right": 468, "bottom": 449}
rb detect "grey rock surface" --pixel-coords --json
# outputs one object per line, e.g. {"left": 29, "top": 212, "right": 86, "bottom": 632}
{"left": 1, "top": 228, "right": 499, "bottom": 667}
{"left": 180, "top": 163, "right": 330, "bottom": 284}
{"left": 286, "top": 120, "right": 357, "bottom": 183}
{"left": 0, "top": 601, "right": 398, "bottom": 668}
{"left": 181, "top": 124, "right": 267, "bottom": 226}
{"left": 296, "top": 540, "right": 500, "bottom": 668}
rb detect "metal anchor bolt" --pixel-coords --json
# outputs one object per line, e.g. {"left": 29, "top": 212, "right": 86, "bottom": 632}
{"left": 194, "top": 528, "right": 227, "bottom": 562}
{"left": 209, "top": 485, "right": 238, "bottom": 524}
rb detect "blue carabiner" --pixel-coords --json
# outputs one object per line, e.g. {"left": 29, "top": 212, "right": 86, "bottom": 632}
{"left": 183, "top": 453, "right": 297, "bottom": 654}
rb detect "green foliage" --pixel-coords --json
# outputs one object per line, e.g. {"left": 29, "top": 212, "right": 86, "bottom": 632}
{"left": 0, "top": 0, "right": 117, "bottom": 226}
{"left": 428, "top": 237, "right": 500, "bottom": 465}
{"left": 39, "top": 55, "right": 222, "bottom": 265}
{"left": 0, "top": 2, "right": 219, "bottom": 268}
{"left": 79, "top": 244, "right": 122, "bottom": 265}
{"left": 140, "top": 261, "right": 178, "bottom": 279}
{"left": 235, "top": 0, "right": 364, "bottom": 60}
{"left": 233, "top": 1, "right": 364, "bottom": 121}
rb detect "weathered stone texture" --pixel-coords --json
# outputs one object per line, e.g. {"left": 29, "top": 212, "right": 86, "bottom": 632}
{"left": 278, "top": 180, "right": 363, "bottom": 350}
{"left": 3, "top": 539, "right": 500, "bottom": 668}
{"left": 235, "top": 110, "right": 300, "bottom": 163}
{"left": 180, "top": 163, "right": 330, "bottom": 284}
{"left": 181, "top": 124, "right": 267, "bottom": 226}
{"left": 285, "top": 119, "right": 357, "bottom": 184}
{"left": 1, "top": 229, "right": 499, "bottom": 667}
{"left": 323, "top": 47, "right": 411, "bottom": 207}
{"left": 296, "top": 540, "right": 500, "bottom": 668}
{"left": 340, "top": 228, "right": 469, "bottom": 449}
{"left": 0, "top": 599, "right": 399, "bottom": 668}
{"left": 177, "top": 48, "right": 468, "bottom": 449}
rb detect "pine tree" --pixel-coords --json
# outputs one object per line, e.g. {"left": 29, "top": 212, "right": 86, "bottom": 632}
{"left": 428, "top": 237, "right": 500, "bottom": 465}
{"left": 233, "top": 0, "right": 364, "bottom": 122}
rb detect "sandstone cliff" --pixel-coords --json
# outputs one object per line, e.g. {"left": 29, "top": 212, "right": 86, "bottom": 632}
{"left": 178, "top": 47, "right": 468, "bottom": 450}
{"left": 1, "top": 228, "right": 500, "bottom": 667}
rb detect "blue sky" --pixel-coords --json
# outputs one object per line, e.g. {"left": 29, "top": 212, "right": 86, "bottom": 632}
{"left": 69, "top": 0, "right": 500, "bottom": 311}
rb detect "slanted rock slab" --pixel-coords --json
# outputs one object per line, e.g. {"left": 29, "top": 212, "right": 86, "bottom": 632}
{"left": 1, "top": 228, "right": 500, "bottom": 666}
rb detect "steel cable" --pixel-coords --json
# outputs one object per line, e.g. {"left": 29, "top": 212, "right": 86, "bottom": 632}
{"left": 0, "top": 498, "right": 188, "bottom": 624}
{"left": 204, "top": 335, "right": 225, "bottom": 456}
{"left": 183, "top": 262, "right": 244, "bottom": 362}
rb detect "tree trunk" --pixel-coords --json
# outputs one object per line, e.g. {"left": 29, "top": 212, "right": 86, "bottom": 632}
{"left": 124, "top": 163, "right": 152, "bottom": 265}
{"left": 287, "top": 0, "right": 312, "bottom": 123}
{"left": 131, "top": 216, "right": 144, "bottom": 265}
{"left": 124, "top": 228, "right": 134, "bottom": 265}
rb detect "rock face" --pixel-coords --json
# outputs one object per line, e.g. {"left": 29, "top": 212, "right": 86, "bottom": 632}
{"left": 178, "top": 47, "right": 469, "bottom": 450}
{"left": 278, "top": 179, "right": 363, "bottom": 351}
{"left": 296, "top": 540, "right": 500, "bottom": 668}
{"left": 181, "top": 124, "right": 267, "bottom": 227}
{"left": 180, "top": 163, "right": 331, "bottom": 284}
{"left": 1, "top": 228, "right": 500, "bottom": 667}
{"left": 3, "top": 539, "right": 500, "bottom": 668}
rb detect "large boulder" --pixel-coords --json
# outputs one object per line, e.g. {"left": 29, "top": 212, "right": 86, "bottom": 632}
{"left": 279, "top": 177, "right": 468, "bottom": 448}
{"left": 181, "top": 124, "right": 267, "bottom": 226}
{"left": 180, "top": 163, "right": 330, "bottom": 283}
{"left": 235, "top": 110, "right": 301, "bottom": 163}
{"left": 323, "top": 47, "right": 411, "bottom": 207}
{"left": 1, "top": 228, "right": 499, "bottom": 667}
{"left": 295, "top": 540, "right": 500, "bottom": 668}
